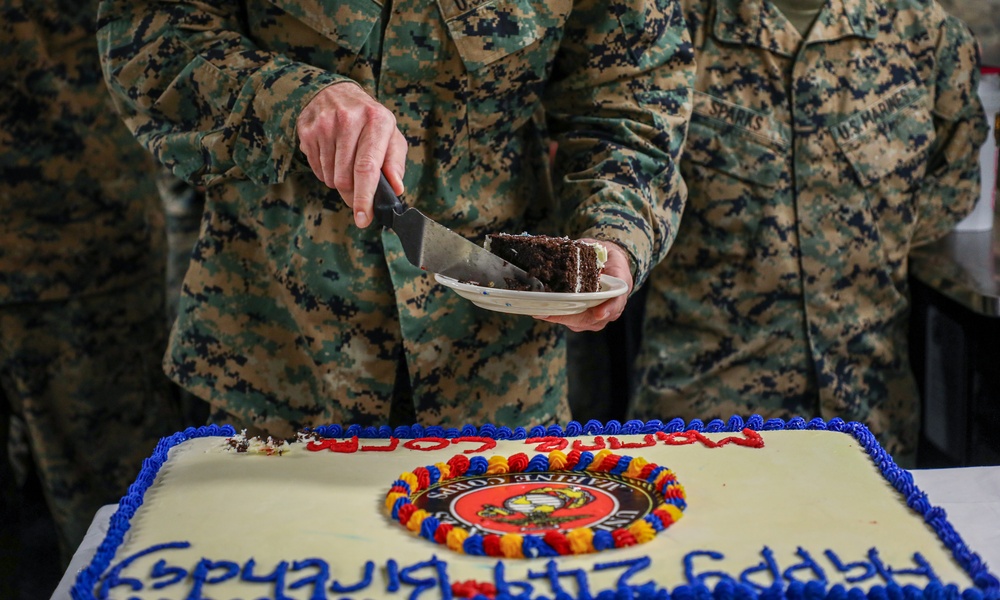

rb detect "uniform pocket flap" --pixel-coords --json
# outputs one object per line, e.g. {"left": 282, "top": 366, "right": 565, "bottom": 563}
{"left": 438, "top": 0, "right": 548, "bottom": 71}
{"left": 832, "top": 84, "right": 935, "bottom": 188}
{"left": 685, "top": 112, "right": 785, "bottom": 188}
{"left": 267, "top": 0, "right": 380, "bottom": 55}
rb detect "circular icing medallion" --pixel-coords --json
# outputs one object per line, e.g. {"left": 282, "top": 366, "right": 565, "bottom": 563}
{"left": 384, "top": 450, "right": 686, "bottom": 558}
{"left": 416, "top": 472, "right": 654, "bottom": 536}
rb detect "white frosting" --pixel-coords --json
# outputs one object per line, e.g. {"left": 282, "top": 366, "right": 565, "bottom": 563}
{"left": 573, "top": 246, "right": 583, "bottom": 293}
{"left": 587, "top": 241, "right": 608, "bottom": 270}
{"left": 91, "top": 430, "right": 977, "bottom": 599}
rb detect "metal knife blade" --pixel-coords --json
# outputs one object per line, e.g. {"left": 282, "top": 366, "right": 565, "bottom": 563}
{"left": 373, "top": 174, "right": 544, "bottom": 291}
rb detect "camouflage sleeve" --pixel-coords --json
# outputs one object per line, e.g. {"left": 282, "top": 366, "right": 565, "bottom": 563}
{"left": 911, "top": 13, "right": 990, "bottom": 247}
{"left": 545, "top": 0, "right": 695, "bottom": 287}
{"left": 96, "top": 0, "right": 351, "bottom": 187}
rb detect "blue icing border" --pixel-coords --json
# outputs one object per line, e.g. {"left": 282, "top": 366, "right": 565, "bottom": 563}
{"left": 70, "top": 416, "right": 1000, "bottom": 600}
{"left": 71, "top": 424, "right": 236, "bottom": 600}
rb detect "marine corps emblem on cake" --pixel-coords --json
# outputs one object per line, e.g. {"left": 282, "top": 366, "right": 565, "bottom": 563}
{"left": 422, "top": 472, "right": 655, "bottom": 535}
{"left": 385, "top": 449, "right": 686, "bottom": 558}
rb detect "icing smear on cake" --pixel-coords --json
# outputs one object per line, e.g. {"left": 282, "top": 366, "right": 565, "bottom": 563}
{"left": 223, "top": 430, "right": 298, "bottom": 455}
{"left": 223, "top": 430, "right": 383, "bottom": 456}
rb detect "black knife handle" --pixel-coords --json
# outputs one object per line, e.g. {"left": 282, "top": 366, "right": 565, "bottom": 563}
{"left": 373, "top": 173, "right": 404, "bottom": 229}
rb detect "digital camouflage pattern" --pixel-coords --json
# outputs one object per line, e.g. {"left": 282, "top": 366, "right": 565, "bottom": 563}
{"left": 631, "top": 0, "right": 988, "bottom": 464}
{"left": 0, "top": 0, "right": 181, "bottom": 562}
{"left": 0, "top": 275, "right": 180, "bottom": 562}
{"left": 97, "top": 0, "right": 694, "bottom": 437}
{"left": 0, "top": 1, "right": 165, "bottom": 304}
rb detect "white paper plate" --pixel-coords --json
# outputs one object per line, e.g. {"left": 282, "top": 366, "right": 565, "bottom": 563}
{"left": 434, "top": 274, "right": 628, "bottom": 316}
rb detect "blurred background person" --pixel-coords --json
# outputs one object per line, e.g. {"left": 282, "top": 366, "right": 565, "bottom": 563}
{"left": 0, "top": 1, "right": 182, "bottom": 596}
{"left": 629, "top": 0, "right": 988, "bottom": 467}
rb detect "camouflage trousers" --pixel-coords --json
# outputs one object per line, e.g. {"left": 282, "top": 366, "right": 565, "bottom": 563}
{"left": 0, "top": 273, "right": 182, "bottom": 565}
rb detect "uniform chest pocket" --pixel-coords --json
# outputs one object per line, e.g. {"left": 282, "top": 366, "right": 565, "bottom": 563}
{"left": 832, "top": 84, "right": 936, "bottom": 189}
{"left": 264, "top": 0, "right": 379, "bottom": 56}
{"left": 684, "top": 110, "right": 786, "bottom": 188}
{"left": 678, "top": 107, "right": 788, "bottom": 262}
{"left": 440, "top": 0, "right": 571, "bottom": 144}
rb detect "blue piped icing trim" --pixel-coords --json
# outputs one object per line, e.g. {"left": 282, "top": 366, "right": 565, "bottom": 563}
{"left": 70, "top": 416, "right": 1000, "bottom": 600}
{"left": 71, "top": 424, "right": 236, "bottom": 600}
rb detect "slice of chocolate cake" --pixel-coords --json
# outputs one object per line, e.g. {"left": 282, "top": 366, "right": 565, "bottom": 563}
{"left": 485, "top": 233, "right": 607, "bottom": 293}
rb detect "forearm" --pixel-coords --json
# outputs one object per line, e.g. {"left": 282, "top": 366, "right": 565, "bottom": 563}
{"left": 96, "top": 0, "right": 349, "bottom": 187}
{"left": 545, "top": 0, "right": 694, "bottom": 288}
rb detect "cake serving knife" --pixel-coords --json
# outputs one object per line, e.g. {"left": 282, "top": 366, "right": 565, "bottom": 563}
{"left": 373, "top": 174, "right": 544, "bottom": 291}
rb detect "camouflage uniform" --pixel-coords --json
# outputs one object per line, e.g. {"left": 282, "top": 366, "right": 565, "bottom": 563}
{"left": 0, "top": 1, "right": 181, "bottom": 563}
{"left": 96, "top": 0, "right": 695, "bottom": 437}
{"left": 630, "top": 0, "right": 988, "bottom": 464}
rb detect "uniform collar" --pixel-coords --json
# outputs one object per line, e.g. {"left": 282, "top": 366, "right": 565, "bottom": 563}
{"left": 712, "top": 0, "right": 879, "bottom": 57}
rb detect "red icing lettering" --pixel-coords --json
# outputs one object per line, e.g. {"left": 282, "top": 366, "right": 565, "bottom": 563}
{"left": 360, "top": 437, "right": 400, "bottom": 452}
{"left": 656, "top": 431, "right": 703, "bottom": 446}
{"left": 301, "top": 428, "right": 762, "bottom": 455}
{"left": 609, "top": 434, "right": 656, "bottom": 449}
{"left": 305, "top": 439, "right": 334, "bottom": 452}
{"left": 306, "top": 436, "right": 359, "bottom": 453}
{"left": 403, "top": 437, "right": 451, "bottom": 451}
{"left": 525, "top": 436, "right": 569, "bottom": 452}
{"left": 723, "top": 428, "right": 764, "bottom": 448}
{"left": 572, "top": 436, "right": 606, "bottom": 452}
{"left": 655, "top": 428, "right": 764, "bottom": 449}
{"left": 451, "top": 436, "right": 497, "bottom": 454}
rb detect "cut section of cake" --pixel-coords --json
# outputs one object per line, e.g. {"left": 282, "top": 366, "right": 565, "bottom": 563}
{"left": 485, "top": 233, "right": 607, "bottom": 293}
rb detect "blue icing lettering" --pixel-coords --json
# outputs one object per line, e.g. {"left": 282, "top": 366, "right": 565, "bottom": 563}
{"left": 895, "top": 553, "right": 938, "bottom": 584}
{"left": 241, "top": 558, "right": 292, "bottom": 599}
{"left": 189, "top": 558, "right": 240, "bottom": 597}
{"left": 331, "top": 560, "right": 375, "bottom": 594}
{"left": 398, "top": 555, "right": 452, "bottom": 600}
{"left": 782, "top": 548, "right": 828, "bottom": 586}
{"left": 868, "top": 549, "right": 940, "bottom": 586}
{"left": 98, "top": 541, "right": 190, "bottom": 598}
{"left": 684, "top": 547, "right": 944, "bottom": 591}
{"left": 740, "top": 547, "right": 782, "bottom": 590}
{"left": 685, "top": 550, "right": 741, "bottom": 588}
{"left": 289, "top": 558, "right": 330, "bottom": 600}
{"left": 593, "top": 556, "right": 654, "bottom": 592}
{"left": 150, "top": 558, "right": 187, "bottom": 589}
{"left": 527, "top": 560, "right": 594, "bottom": 599}
{"left": 97, "top": 544, "right": 956, "bottom": 599}
{"left": 824, "top": 550, "right": 877, "bottom": 583}
{"left": 387, "top": 558, "right": 401, "bottom": 592}
{"left": 495, "top": 561, "right": 536, "bottom": 598}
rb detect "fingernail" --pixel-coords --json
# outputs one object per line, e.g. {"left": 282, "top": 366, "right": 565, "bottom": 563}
{"left": 356, "top": 210, "right": 368, "bottom": 227}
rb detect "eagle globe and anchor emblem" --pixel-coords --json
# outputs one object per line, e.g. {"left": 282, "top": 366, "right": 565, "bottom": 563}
{"left": 412, "top": 470, "right": 660, "bottom": 536}
{"left": 476, "top": 485, "right": 598, "bottom": 530}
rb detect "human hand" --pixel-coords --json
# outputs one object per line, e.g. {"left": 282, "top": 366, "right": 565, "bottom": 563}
{"left": 297, "top": 82, "right": 408, "bottom": 228}
{"left": 536, "top": 240, "right": 634, "bottom": 332}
